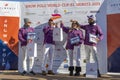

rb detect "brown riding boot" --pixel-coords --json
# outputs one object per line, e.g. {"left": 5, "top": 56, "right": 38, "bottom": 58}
{"left": 48, "top": 70, "right": 55, "bottom": 75}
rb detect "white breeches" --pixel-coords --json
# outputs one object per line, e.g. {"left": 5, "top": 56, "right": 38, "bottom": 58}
{"left": 84, "top": 45, "right": 98, "bottom": 66}
{"left": 18, "top": 46, "right": 34, "bottom": 73}
{"left": 68, "top": 45, "right": 81, "bottom": 67}
{"left": 42, "top": 44, "right": 55, "bottom": 71}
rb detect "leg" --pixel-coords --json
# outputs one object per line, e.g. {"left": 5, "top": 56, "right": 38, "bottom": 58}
{"left": 68, "top": 49, "right": 74, "bottom": 76}
{"left": 41, "top": 44, "right": 50, "bottom": 75}
{"left": 91, "top": 46, "right": 98, "bottom": 65}
{"left": 74, "top": 46, "right": 81, "bottom": 76}
{"left": 28, "top": 57, "right": 36, "bottom": 75}
{"left": 18, "top": 46, "right": 27, "bottom": 75}
{"left": 91, "top": 46, "right": 101, "bottom": 77}
{"left": 48, "top": 44, "right": 55, "bottom": 75}
{"left": 18, "top": 46, "right": 24, "bottom": 73}
{"left": 84, "top": 45, "right": 91, "bottom": 63}
{"left": 83, "top": 45, "right": 91, "bottom": 76}
{"left": 74, "top": 46, "right": 81, "bottom": 67}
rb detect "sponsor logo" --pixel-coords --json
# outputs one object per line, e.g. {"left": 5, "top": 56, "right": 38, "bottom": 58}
{"left": 63, "top": 58, "right": 68, "bottom": 63}
{"left": 0, "top": 3, "right": 16, "bottom": 10}
{"left": 64, "top": 10, "right": 73, "bottom": 15}
{"left": 89, "top": 68, "right": 95, "bottom": 72}
{"left": 53, "top": 59, "right": 61, "bottom": 62}
{"left": 0, "top": 3, "right": 18, "bottom": 15}
{"left": 25, "top": 12, "right": 36, "bottom": 15}
{"left": 5, "top": 3, "right": 8, "bottom": 6}
{"left": 110, "top": 3, "right": 120, "bottom": 7}
{"left": 54, "top": 9, "right": 59, "bottom": 14}
{"left": 109, "top": 2, "right": 120, "bottom": 10}
{"left": 64, "top": 64, "right": 68, "bottom": 68}
{"left": 56, "top": 48, "right": 61, "bottom": 51}
{"left": 90, "top": 10, "right": 100, "bottom": 13}
{"left": 55, "top": 53, "right": 61, "bottom": 58}
{"left": 51, "top": 9, "right": 61, "bottom": 20}
{"left": 38, "top": 11, "right": 50, "bottom": 16}
{"left": 75, "top": 11, "right": 88, "bottom": 14}
{"left": 53, "top": 65, "right": 60, "bottom": 68}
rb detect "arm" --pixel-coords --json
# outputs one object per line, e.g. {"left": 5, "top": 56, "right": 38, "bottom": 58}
{"left": 96, "top": 25, "right": 104, "bottom": 41}
{"left": 96, "top": 26, "right": 103, "bottom": 41}
{"left": 18, "top": 29, "right": 26, "bottom": 42}
{"left": 80, "top": 25, "right": 86, "bottom": 30}
{"left": 31, "top": 27, "right": 35, "bottom": 32}
{"left": 43, "top": 26, "right": 50, "bottom": 33}
{"left": 70, "top": 20, "right": 86, "bottom": 30}
{"left": 60, "top": 22, "right": 70, "bottom": 33}
{"left": 79, "top": 30, "right": 84, "bottom": 41}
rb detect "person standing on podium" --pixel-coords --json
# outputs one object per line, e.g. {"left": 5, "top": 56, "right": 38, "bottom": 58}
{"left": 80, "top": 15, "right": 103, "bottom": 77}
{"left": 18, "top": 18, "right": 36, "bottom": 76}
{"left": 60, "top": 20, "right": 84, "bottom": 76}
{"left": 42, "top": 19, "right": 56, "bottom": 75}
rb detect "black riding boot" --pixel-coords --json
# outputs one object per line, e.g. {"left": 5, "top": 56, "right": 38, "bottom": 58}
{"left": 74, "top": 66, "right": 81, "bottom": 76}
{"left": 97, "top": 69, "right": 101, "bottom": 77}
{"left": 68, "top": 66, "right": 74, "bottom": 76}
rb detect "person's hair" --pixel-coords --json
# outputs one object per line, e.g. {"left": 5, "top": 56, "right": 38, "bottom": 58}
{"left": 49, "top": 18, "right": 53, "bottom": 22}
{"left": 71, "top": 21, "right": 80, "bottom": 28}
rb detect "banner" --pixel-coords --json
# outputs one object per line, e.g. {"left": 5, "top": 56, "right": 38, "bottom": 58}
{"left": 107, "top": 0, "right": 120, "bottom": 72}
{"left": 21, "top": 0, "right": 106, "bottom": 74}
{"left": 0, "top": 1, "right": 20, "bottom": 70}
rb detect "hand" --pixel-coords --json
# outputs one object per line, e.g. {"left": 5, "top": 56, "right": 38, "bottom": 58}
{"left": 95, "top": 37, "right": 100, "bottom": 43}
{"left": 69, "top": 29, "right": 73, "bottom": 32}
{"left": 78, "top": 25, "right": 81, "bottom": 29}
{"left": 27, "top": 39, "right": 33, "bottom": 43}
{"left": 70, "top": 19, "right": 74, "bottom": 22}
{"left": 55, "top": 23, "right": 58, "bottom": 28}
{"left": 59, "top": 20, "right": 64, "bottom": 27}
{"left": 70, "top": 19, "right": 77, "bottom": 23}
{"left": 60, "top": 20, "right": 63, "bottom": 24}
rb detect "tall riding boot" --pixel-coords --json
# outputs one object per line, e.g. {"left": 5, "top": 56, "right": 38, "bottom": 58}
{"left": 74, "top": 66, "right": 81, "bottom": 76}
{"left": 68, "top": 66, "right": 74, "bottom": 76}
{"left": 97, "top": 69, "right": 101, "bottom": 77}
